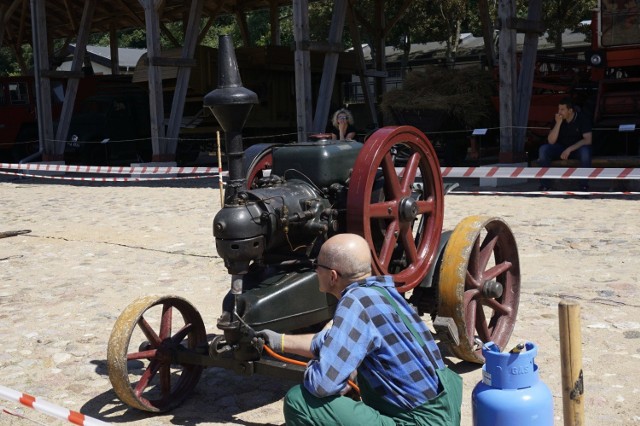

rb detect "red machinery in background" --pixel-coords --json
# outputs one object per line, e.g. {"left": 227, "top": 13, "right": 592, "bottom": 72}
{"left": 516, "top": 0, "right": 640, "bottom": 159}
{"left": 586, "top": 0, "right": 640, "bottom": 156}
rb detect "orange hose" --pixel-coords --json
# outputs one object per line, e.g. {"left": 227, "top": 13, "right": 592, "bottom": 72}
{"left": 263, "top": 344, "right": 360, "bottom": 395}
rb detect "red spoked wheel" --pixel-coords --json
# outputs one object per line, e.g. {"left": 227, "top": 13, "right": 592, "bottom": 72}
{"left": 437, "top": 216, "right": 520, "bottom": 363}
{"left": 107, "top": 295, "right": 207, "bottom": 412}
{"left": 347, "top": 126, "right": 444, "bottom": 292}
{"left": 242, "top": 143, "right": 274, "bottom": 189}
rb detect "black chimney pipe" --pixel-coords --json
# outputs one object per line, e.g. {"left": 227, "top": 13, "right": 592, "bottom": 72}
{"left": 204, "top": 35, "right": 258, "bottom": 204}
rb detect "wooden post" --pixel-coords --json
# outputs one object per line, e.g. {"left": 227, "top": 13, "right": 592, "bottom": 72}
{"left": 139, "top": 0, "right": 167, "bottom": 161}
{"left": 165, "top": 0, "right": 203, "bottom": 155}
{"left": 497, "top": 0, "right": 517, "bottom": 162}
{"left": 292, "top": 0, "right": 313, "bottom": 142}
{"left": 558, "top": 300, "right": 585, "bottom": 425}
{"left": 54, "top": 0, "right": 96, "bottom": 155}
{"left": 346, "top": 4, "right": 378, "bottom": 129}
{"left": 269, "top": 0, "right": 281, "bottom": 46}
{"left": 311, "top": 0, "right": 347, "bottom": 134}
{"left": 109, "top": 22, "right": 119, "bottom": 75}
{"left": 30, "top": 0, "right": 54, "bottom": 159}
{"left": 514, "top": 0, "right": 543, "bottom": 154}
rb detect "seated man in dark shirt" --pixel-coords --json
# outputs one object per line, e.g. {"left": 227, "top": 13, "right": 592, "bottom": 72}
{"left": 537, "top": 97, "right": 593, "bottom": 191}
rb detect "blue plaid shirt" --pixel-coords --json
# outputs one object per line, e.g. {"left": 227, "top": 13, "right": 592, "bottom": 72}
{"left": 304, "top": 276, "right": 445, "bottom": 410}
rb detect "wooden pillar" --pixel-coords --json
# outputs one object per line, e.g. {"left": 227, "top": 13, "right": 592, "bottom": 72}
{"left": 269, "top": 0, "right": 281, "bottom": 46}
{"left": 54, "top": 0, "right": 96, "bottom": 152}
{"left": 30, "top": 0, "right": 55, "bottom": 159}
{"left": 497, "top": 0, "right": 517, "bottom": 162}
{"left": 311, "top": 0, "right": 347, "bottom": 133}
{"left": 236, "top": 10, "right": 251, "bottom": 46}
{"left": 0, "top": 5, "right": 5, "bottom": 48}
{"left": 292, "top": 0, "right": 313, "bottom": 142}
{"left": 346, "top": 4, "right": 378, "bottom": 129}
{"left": 373, "top": 0, "right": 386, "bottom": 101}
{"left": 514, "top": 0, "right": 543, "bottom": 156}
{"left": 109, "top": 22, "right": 119, "bottom": 75}
{"left": 165, "top": 0, "right": 203, "bottom": 154}
{"left": 1, "top": 0, "right": 24, "bottom": 49}
{"left": 139, "top": 0, "right": 167, "bottom": 161}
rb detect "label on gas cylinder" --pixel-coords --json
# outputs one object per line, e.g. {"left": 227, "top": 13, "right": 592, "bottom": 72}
{"left": 482, "top": 370, "right": 492, "bottom": 386}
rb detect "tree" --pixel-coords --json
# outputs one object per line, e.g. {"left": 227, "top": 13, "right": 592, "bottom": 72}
{"left": 542, "top": 0, "right": 596, "bottom": 52}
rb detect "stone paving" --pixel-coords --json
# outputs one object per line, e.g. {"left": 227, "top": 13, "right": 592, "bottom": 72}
{"left": 1, "top": 176, "right": 639, "bottom": 425}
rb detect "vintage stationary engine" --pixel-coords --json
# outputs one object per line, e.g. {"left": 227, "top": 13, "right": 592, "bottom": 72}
{"left": 107, "top": 36, "right": 522, "bottom": 413}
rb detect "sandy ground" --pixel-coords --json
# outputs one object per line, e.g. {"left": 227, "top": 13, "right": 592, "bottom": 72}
{"left": 0, "top": 174, "right": 639, "bottom": 425}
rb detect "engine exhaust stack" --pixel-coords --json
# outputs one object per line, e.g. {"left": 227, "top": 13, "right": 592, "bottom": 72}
{"left": 204, "top": 35, "right": 258, "bottom": 204}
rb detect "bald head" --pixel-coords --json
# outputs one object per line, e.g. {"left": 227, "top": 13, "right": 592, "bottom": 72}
{"left": 319, "top": 233, "right": 372, "bottom": 280}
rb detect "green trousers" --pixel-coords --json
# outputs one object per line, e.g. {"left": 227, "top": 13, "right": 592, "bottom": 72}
{"left": 283, "top": 368, "right": 463, "bottom": 426}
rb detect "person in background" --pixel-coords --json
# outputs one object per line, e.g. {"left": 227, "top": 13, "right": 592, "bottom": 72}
{"left": 258, "top": 233, "right": 462, "bottom": 426}
{"left": 330, "top": 108, "right": 357, "bottom": 141}
{"left": 538, "top": 97, "right": 593, "bottom": 191}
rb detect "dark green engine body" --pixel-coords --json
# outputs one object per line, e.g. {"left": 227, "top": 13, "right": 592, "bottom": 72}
{"left": 213, "top": 140, "right": 363, "bottom": 340}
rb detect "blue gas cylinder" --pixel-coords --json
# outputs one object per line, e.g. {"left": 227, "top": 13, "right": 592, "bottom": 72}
{"left": 472, "top": 341, "right": 554, "bottom": 425}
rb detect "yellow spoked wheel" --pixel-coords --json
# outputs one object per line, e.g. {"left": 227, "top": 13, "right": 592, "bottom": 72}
{"left": 438, "top": 216, "right": 520, "bottom": 363}
{"left": 107, "top": 295, "right": 207, "bottom": 412}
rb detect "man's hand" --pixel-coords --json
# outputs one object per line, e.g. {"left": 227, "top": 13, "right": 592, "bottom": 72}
{"left": 561, "top": 147, "right": 573, "bottom": 160}
{"left": 555, "top": 113, "right": 564, "bottom": 125}
{"left": 257, "top": 329, "right": 284, "bottom": 353}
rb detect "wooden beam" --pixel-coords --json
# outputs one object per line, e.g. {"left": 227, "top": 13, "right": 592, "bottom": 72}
{"left": 236, "top": 10, "right": 251, "bottom": 46}
{"left": 0, "top": 8, "right": 4, "bottom": 48}
{"left": 110, "top": 22, "right": 119, "bottom": 75}
{"left": 514, "top": 0, "right": 543, "bottom": 154}
{"left": 497, "top": 0, "right": 517, "bottom": 161}
{"left": 41, "top": 70, "right": 84, "bottom": 78}
{"left": 159, "top": 22, "right": 182, "bottom": 48}
{"left": 4, "top": 0, "right": 23, "bottom": 21}
{"left": 270, "top": 0, "right": 281, "bottom": 46}
{"left": 147, "top": 56, "right": 197, "bottom": 67}
{"left": 30, "top": 0, "right": 55, "bottom": 159}
{"left": 54, "top": 0, "right": 95, "bottom": 152}
{"left": 373, "top": 0, "right": 386, "bottom": 100}
{"left": 509, "top": 17, "right": 545, "bottom": 34}
{"left": 165, "top": 0, "right": 204, "bottom": 154}
{"left": 139, "top": 0, "right": 167, "bottom": 160}
{"left": 347, "top": 2, "right": 378, "bottom": 129}
{"left": 381, "top": 0, "right": 413, "bottom": 37}
{"left": 17, "top": 0, "right": 28, "bottom": 49}
{"left": 296, "top": 40, "right": 344, "bottom": 53}
{"left": 0, "top": 0, "right": 23, "bottom": 47}
{"left": 197, "top": 3, "right": 223, "bottom": 45}
{"left": 62, "top": 0, "right": 77, "bottom": 33}
{"left": 312, "top": 0, "right": 347, "bottom": 134}
{"left": 292, "top": 0, "right": 313, "bottom": 142}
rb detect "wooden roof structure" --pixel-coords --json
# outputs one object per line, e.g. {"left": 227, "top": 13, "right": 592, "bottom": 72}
{"left": 0, "top": 0, "right": 292, "bottom": 43}
{"left": 1, "top": 0, "right": 542, "bottom": 164}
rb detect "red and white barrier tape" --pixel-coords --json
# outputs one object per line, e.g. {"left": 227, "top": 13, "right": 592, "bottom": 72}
{"left": 441, "top": 166, "right": 640, "bottom": 180}
{"left": 0, "top": 169, "right": 220, "bottom": 182}
{"left": 2, "top": 162, "right": 639, "bottom": 183}
{"left": 452, "top": 189, "right": 640, "bottom": 196}
{"left": 0, "top": 384, "right": 110, "bottom": 425}
{"left": 0, "top": 162, "right": 224, "bottom": 175}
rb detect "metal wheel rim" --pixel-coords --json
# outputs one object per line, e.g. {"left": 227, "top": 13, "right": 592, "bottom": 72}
{"left": 107, "top": 295, "right": 207, "bottom": 412}
{"left": 245, "top": 147, "right": 273, "bottom": 189}
{"left": 347, "top": 126, "right": 444, "bottom": 292}
{"left": 438, "top": 216, "right": 520, "bottom": 363}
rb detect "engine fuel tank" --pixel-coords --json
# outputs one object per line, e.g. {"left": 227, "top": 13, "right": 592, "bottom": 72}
{"left": 271, "top": 140, "right": 363, "bottom": 188}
